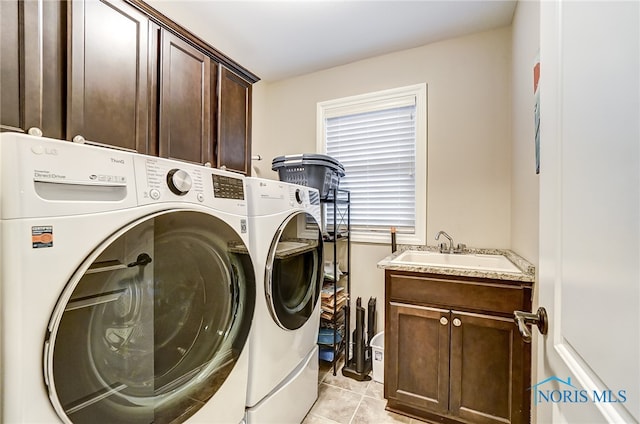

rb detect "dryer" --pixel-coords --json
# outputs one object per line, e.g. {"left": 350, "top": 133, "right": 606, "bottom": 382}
{"left": 0, "top": 133, "right": 255, "bottom": 423}
{"left": 244, "top": 177, "right": 323, "bottom": 424}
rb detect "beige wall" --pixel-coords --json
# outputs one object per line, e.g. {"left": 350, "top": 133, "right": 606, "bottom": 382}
{"left": 252, "top": 26, "right": 513, "bottom": 327}
{"left": 510, "top": 3, "right": 540, "bottom": 422}
{"left": 511, "top": 1, "right": 540, "bottom": 266}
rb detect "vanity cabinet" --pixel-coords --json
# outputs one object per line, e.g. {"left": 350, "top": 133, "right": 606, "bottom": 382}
{"left": 384, "top": 270, "right": 532, "bottom": 424}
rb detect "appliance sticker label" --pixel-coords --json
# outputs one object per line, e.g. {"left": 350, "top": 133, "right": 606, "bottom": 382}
{"left": 32, "top": 226, "right": 53, "bottom": 248}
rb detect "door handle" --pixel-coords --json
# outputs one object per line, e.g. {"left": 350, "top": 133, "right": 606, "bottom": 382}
{"left": 514, "top": 307, "right": 548, "bottom": 343}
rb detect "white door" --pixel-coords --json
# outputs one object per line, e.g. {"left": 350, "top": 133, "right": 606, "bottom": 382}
{"left": 537, "top": 1, "right": 639, "bottom": 423}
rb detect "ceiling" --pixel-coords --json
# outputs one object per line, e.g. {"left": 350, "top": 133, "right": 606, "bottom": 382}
{"left": 145, "top": 0, "right": 517, "bottom": 82}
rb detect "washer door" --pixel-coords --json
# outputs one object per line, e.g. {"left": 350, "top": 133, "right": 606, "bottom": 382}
{"left": 265, "top": 211, "right": 323, "bottom": 330}
{"left": 44, "top": 210, "right": 255, "bottom": 424}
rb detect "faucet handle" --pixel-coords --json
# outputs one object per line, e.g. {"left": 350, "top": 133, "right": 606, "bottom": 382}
{"left": 435, "top": 230, "right": 454, "bottom": 253}
{"left": 454, "top": 243, "right": 467, "bottom": 253}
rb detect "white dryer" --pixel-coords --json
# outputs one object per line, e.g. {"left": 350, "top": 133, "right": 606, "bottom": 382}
{"left": 0, "top": 133, "right": 255, "bottom": 423}
{"left": 244, "top": 177, "right": 323, "bottom": 424}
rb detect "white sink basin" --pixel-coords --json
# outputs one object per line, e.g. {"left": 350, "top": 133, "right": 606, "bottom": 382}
{"left": 390, "top": 250, "right": 522, "bottom": 273}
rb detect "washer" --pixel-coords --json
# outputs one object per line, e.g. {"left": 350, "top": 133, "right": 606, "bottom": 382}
{"left": 244, "top": 177, "right": 323, "bottom": 424}
{"left": 0, "top": 133, "right": 255, "bottom": 423}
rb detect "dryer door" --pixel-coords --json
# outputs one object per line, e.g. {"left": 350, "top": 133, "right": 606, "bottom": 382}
{"left": 265, "top": 211, "right": 323, "bottom": 330}
{"left": 44, "top": 210, "right": 255, "bottom": 424}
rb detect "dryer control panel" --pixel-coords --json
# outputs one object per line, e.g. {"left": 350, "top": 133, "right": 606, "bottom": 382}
{"left": 245, "top": 177, "right": 320, "bottom": 220}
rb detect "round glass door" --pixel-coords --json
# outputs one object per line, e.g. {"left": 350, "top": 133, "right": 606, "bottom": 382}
{"left": 266, "top": 211, "right": 323, "bottom": 330}
{"left": 45, "top": 210, "right": 255, "bottom": 424}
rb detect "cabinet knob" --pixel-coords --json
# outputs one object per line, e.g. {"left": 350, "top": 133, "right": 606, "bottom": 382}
{"left": 440, "top": 316, "right": 448, "bottom": 325}
{"left": 453, "top": 318, "right": 461, "bottom": 327}
{"left": 27, "top": 127, "right": 43, "bottom": 137}
{"left": 72, "top": 135, "right": 86, "bottom": 144}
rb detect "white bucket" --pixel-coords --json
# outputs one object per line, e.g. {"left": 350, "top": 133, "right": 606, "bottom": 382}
{"left": 370, "top": 331, "right": 384, "bottom": 383}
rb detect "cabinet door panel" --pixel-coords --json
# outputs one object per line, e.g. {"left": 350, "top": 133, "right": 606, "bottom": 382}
{"left": 40, "top": 0, "right": 66, "bottom": 139}
{"left": 0, "top": 0, "right": 44, "bottom": 133}
{"left": 450, "top": 311, "right": 527, "bottom": 424}
{"left": 386, "top": 302, "right": 450, "bottom": 413}
{"left": 1, "top": 0, "right": 23, "bottom": 132}
{"left": 1, "top": 0, "right": 67, "bottom": 139}
{"left": 68, "top": 0, "right": 149, "bottom": 152}
{"left": 159, "top": 30, "right": 211, "bottom": 164}
{"left": 1, "top": 0, "right": 60, "bottom": 134}
{"left": 217, "top": 66, "right": 251, "bottom": 174}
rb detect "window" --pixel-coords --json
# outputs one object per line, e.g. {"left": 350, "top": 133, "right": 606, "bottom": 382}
{"left": 317, "top": 84, "right": 427, "bottom": 244}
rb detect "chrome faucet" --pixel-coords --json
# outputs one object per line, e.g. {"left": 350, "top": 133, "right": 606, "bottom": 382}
{"left": 435, "top": 231, "right": 454, "bottom": 253}
{"left": 435, "top": 231, "right": 466, "bottom": 254}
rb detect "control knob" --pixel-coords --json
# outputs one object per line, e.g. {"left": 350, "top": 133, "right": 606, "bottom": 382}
{"left": 167, "top": 169, "right": 192, "bottom": 195}
{"left": 295, "top": 188, "right": 304, "bottom": 204}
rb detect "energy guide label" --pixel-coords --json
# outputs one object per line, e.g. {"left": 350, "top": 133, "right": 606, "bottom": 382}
{"left": 32, "top": 226, "right": 53, "bottom": 248}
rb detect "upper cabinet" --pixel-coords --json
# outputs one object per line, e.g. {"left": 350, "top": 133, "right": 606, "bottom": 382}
{"left": 1, "top": 0, "right": 65, "bottom": 138}
{"left": 68, "top": 0, "right": 150, "bottom": 153}
{"left": 218, "top": 66, "right": 252, "bottom": 175}
{"left": 1, "top": 0, "right": 35, "bottom": 133}
{"left": 158, "top": 29, "right": 213, "bottom": 164}
{"left": 1, "top": 0, "right": 258, "bottom": 174}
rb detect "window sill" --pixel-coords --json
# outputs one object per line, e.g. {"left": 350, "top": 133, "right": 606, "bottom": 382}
{"left": 349, "top": 231, "right": 425, "bottom": 246}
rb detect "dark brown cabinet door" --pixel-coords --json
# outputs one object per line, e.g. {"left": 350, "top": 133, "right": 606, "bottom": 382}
{"left": 159, "top": 30, "right": 212, "bottom": 164}
{"left": 68, "top": 0, "right": 149, "bottom": 152}
{"left": 449, "top": 311, "right": 527, "bottom": 424}
{"left": 218, "top": 66, "right": 251, "bottom": 174}
{"left": 386, "top": 303, "right": 450, "bottom": 413}
{"left": 1, "top": 0, "right": 32, "bottom": 133}
{"left": 1, "top": 0, "right": 64, "bottom": 138}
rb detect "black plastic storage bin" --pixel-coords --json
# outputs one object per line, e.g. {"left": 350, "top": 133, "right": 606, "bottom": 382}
{"left": 272, "top": 154, "right": 345, "bottom": 199}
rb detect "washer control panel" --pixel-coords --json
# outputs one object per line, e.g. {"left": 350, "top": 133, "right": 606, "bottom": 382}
{"left": 133, "top": 155, "right": 247, "bottom": 214}
{"left": 213, "top": 174, "right": 244, "bottom": 200}
{"left": 135, "top": 156, "right": 206, "bottom": 205}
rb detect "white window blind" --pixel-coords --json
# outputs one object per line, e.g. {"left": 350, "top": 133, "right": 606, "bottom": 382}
{"left": 326, "top": 105, "right": 416, "bottom": 232}
{"left": 317, "top": 84, "right": 427, "bottom": 244}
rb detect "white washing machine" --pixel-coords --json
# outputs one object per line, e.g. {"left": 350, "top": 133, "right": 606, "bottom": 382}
{"left": 0, "top": 133, "right": 256, "bottom": 423}
{"left": 244, "top": 177, "right": 323, "bottom": 424}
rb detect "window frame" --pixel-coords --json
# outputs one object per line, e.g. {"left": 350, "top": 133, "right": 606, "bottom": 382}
{"left": 316, "top": 83, "right": 427, "bottom": 245}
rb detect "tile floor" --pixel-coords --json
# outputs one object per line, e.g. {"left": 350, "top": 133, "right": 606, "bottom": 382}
{"left": 303, "top": 360, "right": 428, "bottom": 424}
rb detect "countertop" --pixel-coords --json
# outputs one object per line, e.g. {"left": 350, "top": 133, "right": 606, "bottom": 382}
{"left": 377, "top": 245, "right": 535, "bottom": 283}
